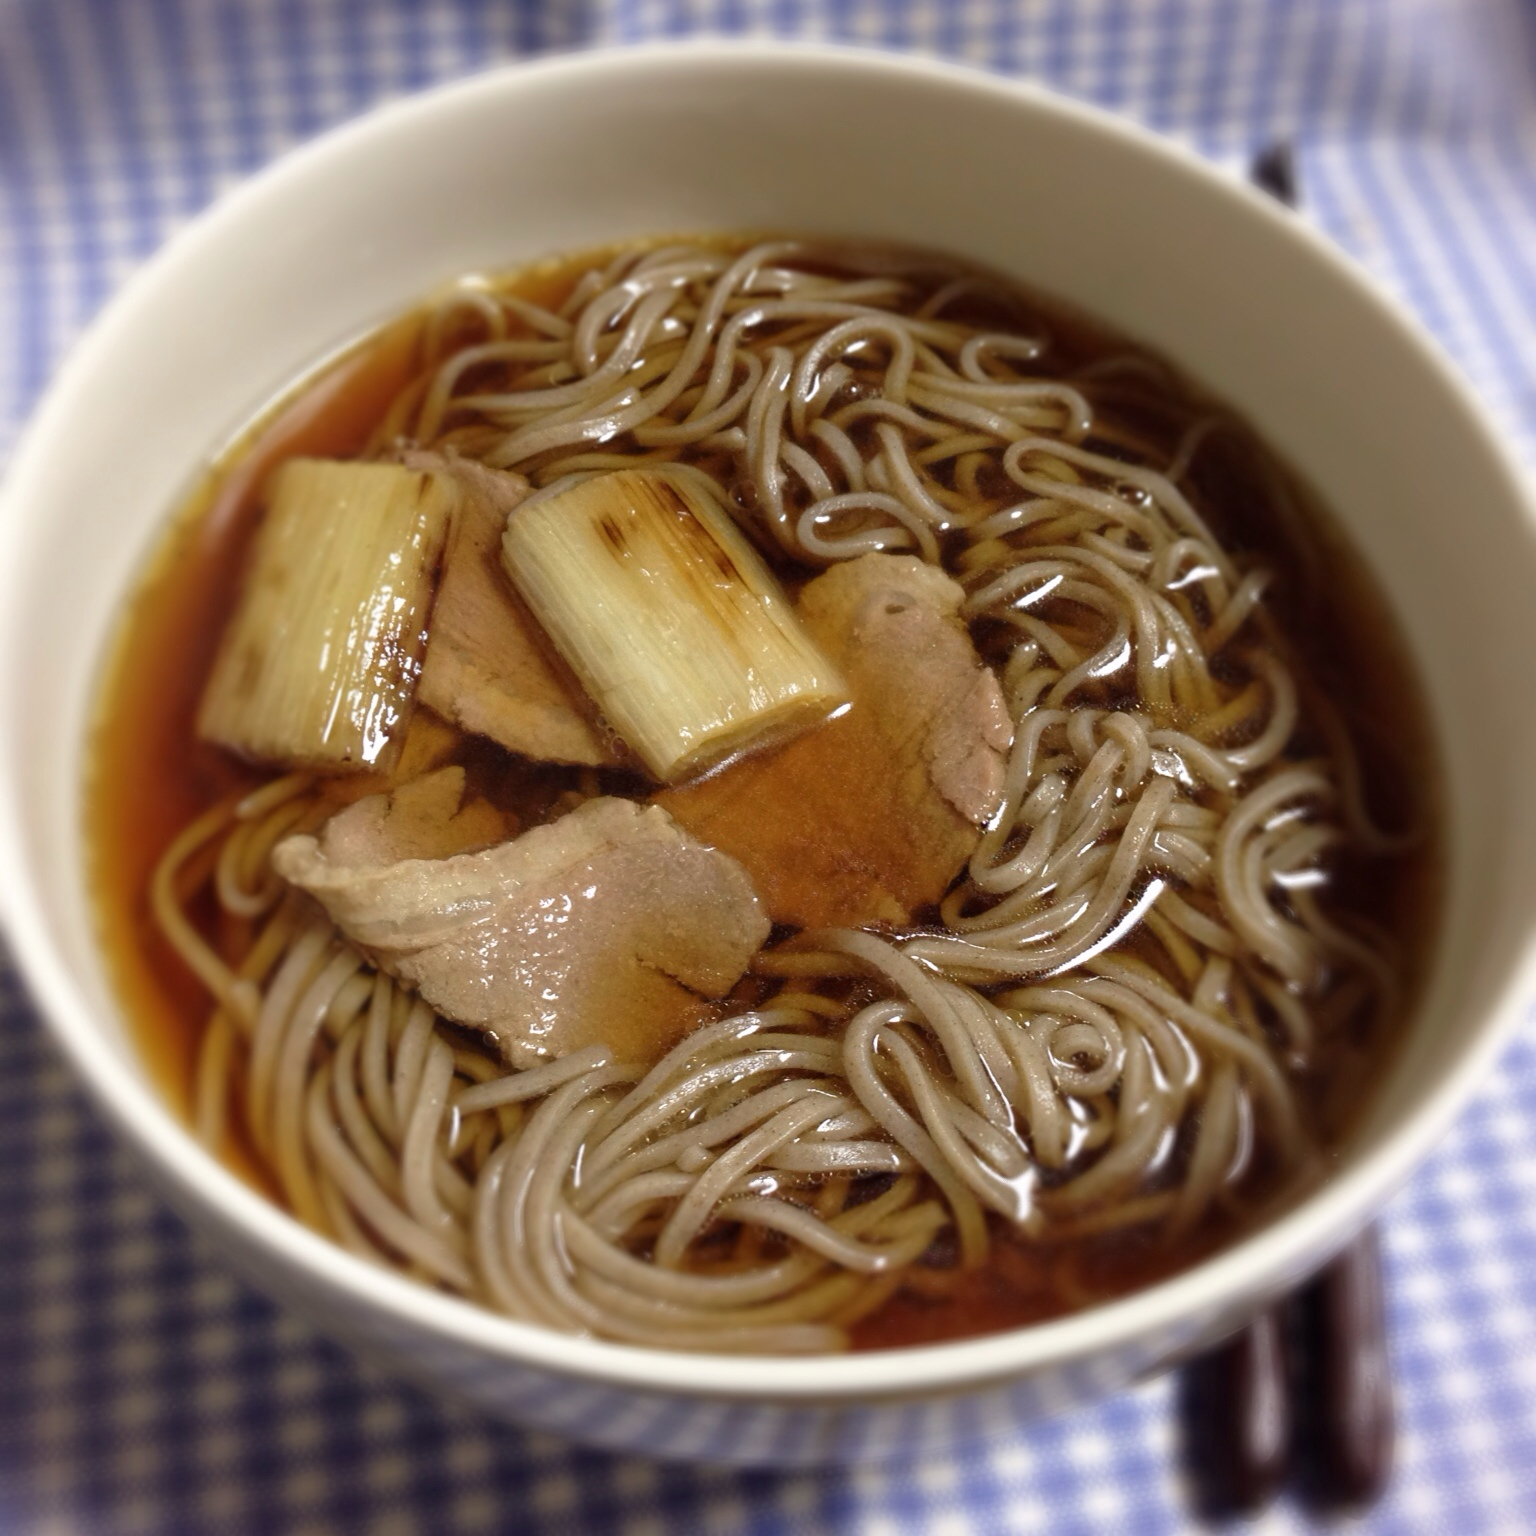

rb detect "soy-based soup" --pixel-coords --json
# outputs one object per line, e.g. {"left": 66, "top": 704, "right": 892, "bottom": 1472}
{"left": 88, "top": 238, "right": 1437, "bottom": 1352}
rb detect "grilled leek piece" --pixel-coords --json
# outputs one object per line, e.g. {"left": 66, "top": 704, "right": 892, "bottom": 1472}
{"left": 199, "top": 458, "right": 455, "bottom": 772}
{"left": 502, "top": 469, "right": 847, "bottom": 783}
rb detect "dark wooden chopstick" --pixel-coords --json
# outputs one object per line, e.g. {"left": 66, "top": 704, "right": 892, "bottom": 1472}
{"left": 1179, "top": 1301, "right": 1290, "bottom": 1517}
{"left": 1249, "top": 140, "right": 1299, "bottom": 209}
{"left": 1292, "top": 1226, "right": 1396, "bottom": 1511}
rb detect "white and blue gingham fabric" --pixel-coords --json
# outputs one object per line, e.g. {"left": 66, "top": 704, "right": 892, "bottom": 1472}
{"left": 4, "top": 3, "right": 1536, "bottom": 1531}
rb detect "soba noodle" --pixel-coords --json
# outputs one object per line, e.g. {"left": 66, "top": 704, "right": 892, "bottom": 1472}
{"left": 140, "top": 239, "right": 1415, "bottom": 1351}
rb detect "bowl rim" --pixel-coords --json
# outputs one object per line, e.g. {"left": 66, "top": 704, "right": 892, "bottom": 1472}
{"left": 3, "top": 36, "right": 1536, "bottom": 1404}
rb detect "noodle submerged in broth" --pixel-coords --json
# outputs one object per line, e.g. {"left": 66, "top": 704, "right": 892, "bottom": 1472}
{"left": 90, "top": 238, "right": 1436, "bottom": 1353}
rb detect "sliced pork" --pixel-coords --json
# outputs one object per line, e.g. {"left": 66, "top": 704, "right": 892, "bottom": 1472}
{"left": 273, "top": 782, "right": 768, "bottom": 1068}
{"left": 407, "top": 451, "right": 618, "bottom": 767}
{"left": 658, "top": 553, "right": 1012, "bottom": 928}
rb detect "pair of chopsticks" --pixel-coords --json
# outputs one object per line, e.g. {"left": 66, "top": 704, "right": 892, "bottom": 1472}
{"left": 1179, "top": 1227, "right": 1394, "bottom": 1517}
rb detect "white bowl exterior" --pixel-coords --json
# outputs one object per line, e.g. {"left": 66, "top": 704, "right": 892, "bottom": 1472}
{"left": 2, "top": 43, "right": 1536, "bottom": 1464}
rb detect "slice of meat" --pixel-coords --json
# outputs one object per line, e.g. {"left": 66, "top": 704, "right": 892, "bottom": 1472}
{"left": 316, "top": 765, "right": 514, "bottom": 866}
{"left": 405, "top": 449, "right": 619, "bottom": 767}
{"left": 382, "top": 706, "right": 463, "bottom": 786}
{"left": 657, "top": 553, "right": 1012, "bottom": 928}
{"left": 272, "top": 791, "right": 768, "bottom": 1068}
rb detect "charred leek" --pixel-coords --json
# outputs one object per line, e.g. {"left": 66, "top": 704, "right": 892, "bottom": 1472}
{"left": 199, "top": 458, "right": 455, "bottom": 772}
{"left": 502, "top": 469, "right": 847, "bottom": 783}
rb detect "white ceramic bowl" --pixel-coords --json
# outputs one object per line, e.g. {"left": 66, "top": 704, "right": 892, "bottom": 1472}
{"left": 2, "top": 41, "right": 1535, "bottom": 1467}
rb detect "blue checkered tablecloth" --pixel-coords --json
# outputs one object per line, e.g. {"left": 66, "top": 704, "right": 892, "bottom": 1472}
{"left": 4, "top": 3, "right": 1536, "bottom": 1531}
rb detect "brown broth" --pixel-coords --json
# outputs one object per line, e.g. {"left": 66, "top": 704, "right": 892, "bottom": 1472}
{"left": 86, "top": 315, "right": 425, "bottom": 1189}
{"left": 85, "top": 240, "right": 1441, "bottom": 1347}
